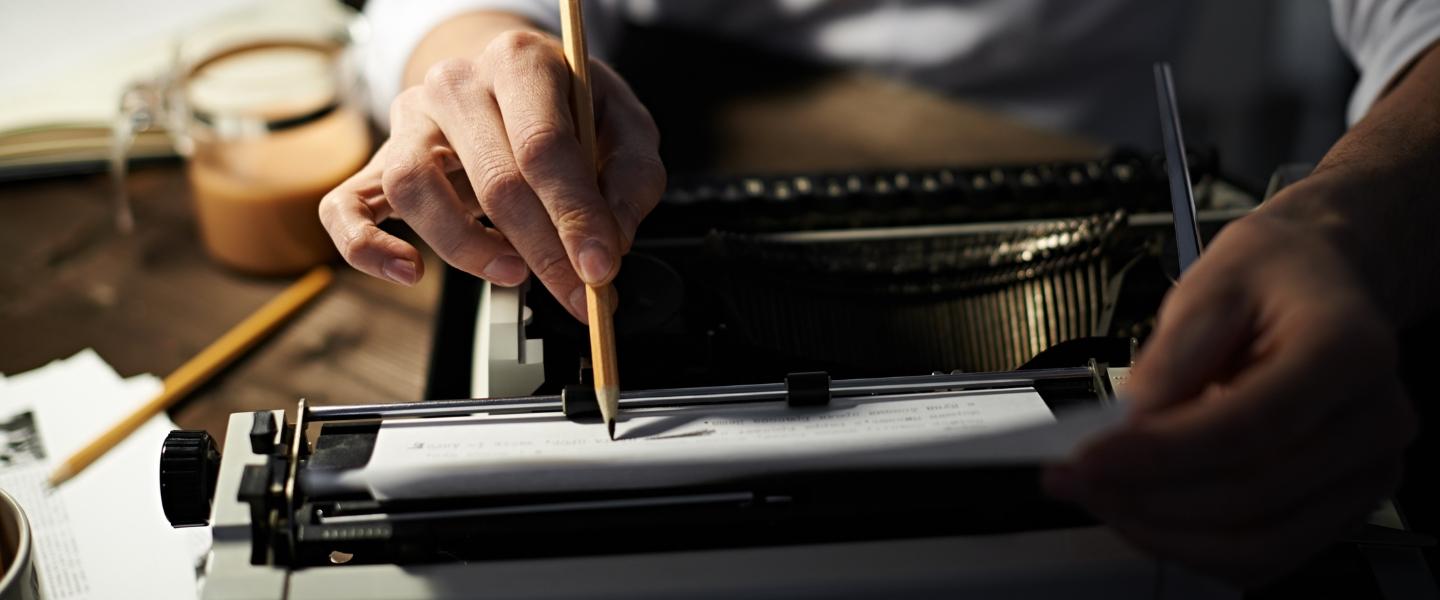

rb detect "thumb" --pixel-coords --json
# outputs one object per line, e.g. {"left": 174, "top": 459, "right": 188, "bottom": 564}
{"left": 1127, "top": 280, "right": 1254, "bottom": 415}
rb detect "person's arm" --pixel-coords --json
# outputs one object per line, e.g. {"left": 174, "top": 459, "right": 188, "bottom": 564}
{"left": 321, "top": 7, "right": 664, "bottom": 322}
{"left": 1043, "top": 35, "right": 1440, "bottom": 590}
{"left": 1268, "top": 41, "right": 1440, "bottom": 329}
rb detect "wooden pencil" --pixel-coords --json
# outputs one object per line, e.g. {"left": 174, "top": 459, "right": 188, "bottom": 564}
{"left": 558, "top": 0, "right": 620, "bottom": 439}
{"left": 48, "top": 265, "right": 333, "bottom": 486}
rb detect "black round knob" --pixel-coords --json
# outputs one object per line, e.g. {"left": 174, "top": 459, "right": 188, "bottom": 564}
{"left": 159, "top": 430, "right": 221, "bottom": 528}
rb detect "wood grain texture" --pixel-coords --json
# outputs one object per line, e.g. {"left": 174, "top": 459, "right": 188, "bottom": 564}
{"left": 50, "top": 265, "right": 334, "bottom": 485}
{"left": 0, "top": 167, "right": 440, "bottom": 447}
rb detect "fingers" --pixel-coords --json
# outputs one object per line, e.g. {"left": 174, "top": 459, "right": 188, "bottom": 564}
{"left": 419, "top": 54, "right": 590, "bottom": 321}
{"left": 1041, "top": 214, "right": 1419, "bottom": 587}
{"left": 1100, "top": 458, "right": 1400, "bottom": 588}
{"left": 383, "top": 90, "right": 530, "bottom": 287}
{"left": 1071, "top": 291, "right": 1401, "bottom": 497}
{"left": 338, "top": 32, "right": 663, "bottom": 322}
{"left": 593, "top": 62, "right": 666, "bottom": 252}
{"left": 1100, "top": 247, "right": 1399, "bottom": 488}
{"left": 1111, "top": 214, "right": 1400, "bottom": 490}
{"left": 1064, "top": 378, "right": 1412, "bottom": 530}
{"left": 319, "top": 151, "right": 425, "bottom": 286}
{"left": 1124, "top": 260, "right": 1253, "bottom": 414}
{"left": 1128, "top": 214, "right": 1386, "bottom": 418}
{"left": 1079, "top": 327, "right": 1352, "bottom": 485}
{"left": 487, "top": 31, "right": 623, "bottom": 286}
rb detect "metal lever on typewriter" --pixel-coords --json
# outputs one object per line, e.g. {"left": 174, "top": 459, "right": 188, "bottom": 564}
{"left": 303, "top": 364, "right": 1112, "bottom": 424}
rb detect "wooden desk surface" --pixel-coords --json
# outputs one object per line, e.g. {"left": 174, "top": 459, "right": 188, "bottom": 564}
{"left": 0, "top": 168, "right": 444, "bottom": 444}
{"left": 0, "top": 75, "right": 1103, "bottom": 445}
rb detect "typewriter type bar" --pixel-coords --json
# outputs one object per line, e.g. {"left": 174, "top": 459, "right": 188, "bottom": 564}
{"left": 307, "top": 366, "right": 1100, "bottom": 423}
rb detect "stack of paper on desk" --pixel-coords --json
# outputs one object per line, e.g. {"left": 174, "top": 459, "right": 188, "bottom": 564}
{"left": 332, "top": 388, "right": 1126, "bottom": 501}
{"left": 0, "top": 350, "right": 203, "bottom": 600}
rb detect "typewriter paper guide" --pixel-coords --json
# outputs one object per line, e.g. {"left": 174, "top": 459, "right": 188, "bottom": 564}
{"left": 353, "top": 388, "right": 1123, "bottom": 500}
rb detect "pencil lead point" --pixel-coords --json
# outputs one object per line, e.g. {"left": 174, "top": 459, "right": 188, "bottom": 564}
{"left": 48, "top": 465, "right": 73, "bottom": 488}
{"left": 607, "top": 418, "right": 616, "bottom": 441}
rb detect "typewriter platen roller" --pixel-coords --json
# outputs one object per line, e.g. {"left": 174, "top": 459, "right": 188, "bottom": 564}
{"left": 171, "top": 359, "right": 1251, "bottom": 600}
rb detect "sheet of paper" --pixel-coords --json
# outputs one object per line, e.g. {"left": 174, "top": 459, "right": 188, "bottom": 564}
{"left": 343, "top": 388, "right": 1124, "bottom": 500}
{"left": 0, "top": 350, "right": 202, "bottom": 600}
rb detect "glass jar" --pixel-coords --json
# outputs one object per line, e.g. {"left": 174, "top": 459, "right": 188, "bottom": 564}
{"left": 114, "top": 0, "right": 371, "bottom": 276}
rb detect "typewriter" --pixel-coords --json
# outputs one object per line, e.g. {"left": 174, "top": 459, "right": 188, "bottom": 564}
{"left": 158, "top": 147, "right": 1284, "bottom": 599}
{"left": 430, "top": 148, "right": 1253, "bottom": 401}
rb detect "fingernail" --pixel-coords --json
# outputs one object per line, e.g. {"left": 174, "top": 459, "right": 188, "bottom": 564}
{"left": 382, "top": 258, "right": 418, "bottom": 286}
{"left": 569, "top": 286, "right": 590, "bottom": 322}
{"left": 483, "top": 255, "right": 528, "bottom": 286}
{"left": 577, "top": 239, "right": 613, "bottom": 285}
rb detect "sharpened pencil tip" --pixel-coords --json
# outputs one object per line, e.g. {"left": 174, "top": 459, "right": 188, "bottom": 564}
{"left": 48, "top": 465, "right": 74, "bottom": 488}
{"left": 607, "top": 418, "right": 616, "bottom": 441}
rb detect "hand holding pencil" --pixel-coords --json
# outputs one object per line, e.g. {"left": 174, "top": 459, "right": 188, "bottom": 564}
{"left": 316, "top": 0, "right": 657, "bottom": 436}
{"left": 317, "top": 4, "right": 666, "bottom": 328}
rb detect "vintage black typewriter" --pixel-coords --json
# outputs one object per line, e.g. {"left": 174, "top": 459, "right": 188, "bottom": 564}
{"left": 425, "top": 147, "right": 1253, "bottom": 401}
{"left": 154, "top": 142, "right": 1272, "bottom": 599}
{"left": 157, "top": 55, "right": 1439, "bottom": 597}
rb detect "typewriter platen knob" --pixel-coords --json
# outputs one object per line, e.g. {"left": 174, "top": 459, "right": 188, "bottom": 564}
{"left": 159, "top": 430, "right": 221, "bottom": 528}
